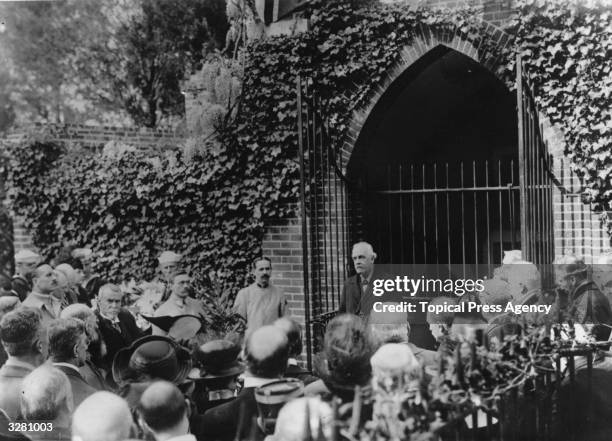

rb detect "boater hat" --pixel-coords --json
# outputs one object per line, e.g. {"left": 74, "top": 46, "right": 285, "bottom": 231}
{"left": 189, "top": 339, "right": 244, "bottom": 381}
{"left": 141, "top": 314, "right": 204, "bottom": 341}
{"left": 112, "top": 335, "right": 192, "bottom": 386}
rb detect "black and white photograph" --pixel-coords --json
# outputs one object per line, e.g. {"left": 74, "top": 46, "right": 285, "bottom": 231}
{"left": 0, "top": 0, "right": 611, "bottom": 440}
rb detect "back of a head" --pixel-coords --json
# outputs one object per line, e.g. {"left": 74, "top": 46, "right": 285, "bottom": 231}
{"left": 138, "top": 381, "right": 186, "bottom": 434}
{"left": 271, "top": 397, "right": 332, "bottom": 441}
{"left": 48, "top": 318, "right": 85, "bottom": 363}
{"left": 20, "top": 365, "right": 72, "bottom": 421}
{"left": 323, "top": 314, "right": 373, "bottom": 387}
{"left": 426, "top": 297, "right": 457, "bottom": 326}
{"left": 367, "top": 303, "right": 409, "bottom": 346}
{"left": 0, "top": 307, "right": 42, "bottom": 357}
{"left": 72, "top": 392, "right": 132, "bottom": 441}
{"left": 274, "top": 317, "right": 303, "bottom": 358}
{"left": 245, "top": 325, "right": 289, "bottom": 378}
{"left": 60, "top": 303, "right": 94, "bottom": 322}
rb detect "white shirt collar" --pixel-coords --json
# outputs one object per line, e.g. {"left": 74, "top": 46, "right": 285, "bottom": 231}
{"left": 165, "top": 434, "right": 196, "bottom": 441}
{"left": 243, "top": 374, "right": 278, "bottom": 389}
{"left": 53, "top": 362, "right": 81, "bottom": 373}
{"left": 288, "top": 358, "right": 298, "bottom": 366}
{"left": 5, "top": 357, "right": 36, "bottom": 371}
{"left": 100, "top": 312, "right": 120, "bottom": 323}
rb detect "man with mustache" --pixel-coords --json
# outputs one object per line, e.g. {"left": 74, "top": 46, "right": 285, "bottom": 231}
{"left": 22, "top": 263, "right": 63, "bottom": 325}
{"left": 233, "top": 257, "right": 288, "bottom": 338}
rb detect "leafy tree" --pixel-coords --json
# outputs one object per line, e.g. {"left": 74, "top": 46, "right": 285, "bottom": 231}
{"left": 0, "top": 0, "right": 228, "bottom": 129}
{"left": 116, "top": 0, "right": 229, "bottom": 127}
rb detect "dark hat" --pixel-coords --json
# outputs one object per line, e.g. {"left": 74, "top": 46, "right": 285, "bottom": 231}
{"left": 255, "top": 378, "right": 305, "bottom": 435}
{"left": 141, "top": 315, "right": 204, "bottom": 341}
{"left": 112, "top": 335, "right": 192, "bottom": 386}
{"left": 189, "top": 339, "right": 244, "bottom": 381}
{"left": 564, "top": 261, "right": 589, "bottom": 278}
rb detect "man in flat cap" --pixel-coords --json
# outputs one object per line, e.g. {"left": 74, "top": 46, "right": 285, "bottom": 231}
{"left": 157, "top": 251, "right": 182, "bottom": 304}
{"left": 11, "top": 249, "right": 41, "bottom": 301}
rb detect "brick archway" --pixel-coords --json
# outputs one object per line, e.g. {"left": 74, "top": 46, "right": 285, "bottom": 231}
{"left": 338, "top": 21, "right": 514, "bottom": 174}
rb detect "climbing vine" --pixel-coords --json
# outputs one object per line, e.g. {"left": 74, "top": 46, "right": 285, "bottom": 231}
{"left": 5, "top": 0, "right": 612, "bottom": 294}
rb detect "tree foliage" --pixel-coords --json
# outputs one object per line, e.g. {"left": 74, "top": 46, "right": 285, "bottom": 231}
{"left": 0, "top": 0, "right": 228, "bottom": 130}
{"left": 6, "top": 0, "right": 612, "bottom": 295}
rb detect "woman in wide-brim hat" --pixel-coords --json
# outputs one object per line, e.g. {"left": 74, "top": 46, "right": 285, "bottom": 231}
{"left": 112, "top": 335, "right": 192, "bottom": 387}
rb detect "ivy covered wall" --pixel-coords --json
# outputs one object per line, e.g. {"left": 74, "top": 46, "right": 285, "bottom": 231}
{"left": 4, "top": 0, "right": 611, "bottom": 298}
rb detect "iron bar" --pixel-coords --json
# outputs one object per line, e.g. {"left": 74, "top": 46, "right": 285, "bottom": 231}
{"left": 461, "top": 161, "right": 466, "bottom": 277}
{"left": 422, "top": 164, "right": 427, "bottom": 263}
{"left": 446, "top": 163, "right": 451, "bottom": 277}
{"left": 296, "top": 76, "right": 312, "bottom": 370}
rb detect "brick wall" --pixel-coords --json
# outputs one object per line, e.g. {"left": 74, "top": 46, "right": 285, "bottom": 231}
{"left": 552, "top": 159, "right": 611, "bottom": 263}
{"left": 4, "top": 123, "right": 184, "bottom": 150}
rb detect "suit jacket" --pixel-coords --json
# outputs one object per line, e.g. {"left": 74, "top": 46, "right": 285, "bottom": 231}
{"left": 96, "top": 309, "right": 143, "bottom": 371}
{"left": 54, "top": 365, "right": 96, "bottom": 408}
{"left": 568, "top": 280, "right": 612, "bottom": 325}
{"left": 339, "top": 268, "right": 391, "bottom": 318}
{"left": 199, "top": 387, "right": 264, "bottom": 441}
{"left": 0, "top": 363, "right": 34, "bottom": 419}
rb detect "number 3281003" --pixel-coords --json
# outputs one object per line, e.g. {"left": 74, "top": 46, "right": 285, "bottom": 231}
{"left": 8, "top": 422, "right": 53, "bottom": 432}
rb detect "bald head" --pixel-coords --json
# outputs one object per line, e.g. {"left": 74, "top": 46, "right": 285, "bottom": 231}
{"left": 245, "top": 325, "right": 289, "bottom": 378}
{"left": 274, "top": 317, "right": 302, "bottom": 358}
{"left": 139, "top": 381, "right": 187, "bottom": 434}
{"left": 72, "top": 392, "right": 132, "bottom": 441}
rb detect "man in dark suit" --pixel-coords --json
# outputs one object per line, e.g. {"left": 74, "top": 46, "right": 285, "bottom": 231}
{"left": 0, "top": 307, "right": 48, "bottom": 419}
{"left": 339, "top": 241, "right": 381, "bottom": 319}
{"left": 200, "top": 326, "right": 290, "bottom": 441}
{"left": 95, "top": 284, "right": 142, "bottom": 373}
{"left": 48, "top": 318, "right": 96, "bottom": 407}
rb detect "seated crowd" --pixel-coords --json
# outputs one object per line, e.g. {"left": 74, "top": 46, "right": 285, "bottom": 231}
{"left": 0, "top": 246, "right": 611, "bottom": 441}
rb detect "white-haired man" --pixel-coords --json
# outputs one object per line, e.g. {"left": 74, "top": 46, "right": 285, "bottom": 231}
{"left": 60, "top": 304, "right": 107, "bottom": 390}
{"left": 72, "top": 391, "right": 134, "bottom": 441}
{"left": 20, "top": 365, "right": 73, "bottom": 441}
{"left": 339, "top": 241, "right": 380, "bottom": 318}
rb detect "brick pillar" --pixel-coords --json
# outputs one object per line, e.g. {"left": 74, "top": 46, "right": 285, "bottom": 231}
{"left": 12, "top": 217, "right": 34, "bottom": 252}
{"left": 551, "top": 158, "right": 610, "bottom": 263}
{"left": 261, "top": 209, "right": 309, "bottom": 362}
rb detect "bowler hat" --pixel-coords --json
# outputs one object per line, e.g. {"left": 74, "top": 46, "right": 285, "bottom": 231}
{"left": 141, "top": 314, "right": 204, "bottom": 340}
{"left": 112, "top": 335, "right": 192, "bottom": 386}
{"left": 189, "top": 339, "right": 244, "bottom": 380}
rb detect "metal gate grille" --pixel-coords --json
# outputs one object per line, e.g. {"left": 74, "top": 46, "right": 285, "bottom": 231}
{"left": 359, "top": 160, "right": 520, "bottom": 278}
{"left": 517, "top": 55, "right": 556, "bottom": 283}
{"left": 297, "top": 77, "right": 350, "bottom": 354}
